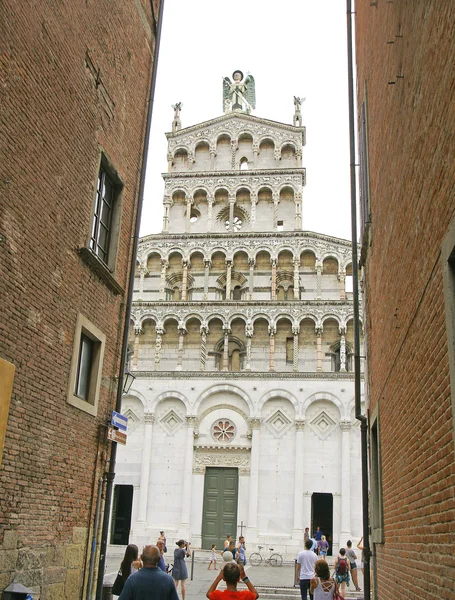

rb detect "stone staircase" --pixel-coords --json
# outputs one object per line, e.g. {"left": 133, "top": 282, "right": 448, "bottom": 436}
{"left": 255, "top": 586, "right": 364, "bottom": 600}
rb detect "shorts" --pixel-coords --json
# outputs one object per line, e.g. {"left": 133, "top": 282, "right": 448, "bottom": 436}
{"left": 320, "top": 551, "right": 327, "bottom": 557}
{"left": 350, "top": 561, "right": 357, "bottom": 569}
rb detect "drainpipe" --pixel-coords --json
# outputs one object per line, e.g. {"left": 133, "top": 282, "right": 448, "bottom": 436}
{"left": 346, "top": 1, "right": 371, "bottom": 599}
{"left": 94, "top": 1, "right": 165, "bottom": 598}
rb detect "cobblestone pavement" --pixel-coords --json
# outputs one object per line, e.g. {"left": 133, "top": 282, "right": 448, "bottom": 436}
{"left": 105, "top": 552, "right": 364, "bottom": 599}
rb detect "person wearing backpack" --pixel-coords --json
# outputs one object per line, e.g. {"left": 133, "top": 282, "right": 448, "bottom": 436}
{"left": 334, "top": 548, "right": 351, "bottom": 598}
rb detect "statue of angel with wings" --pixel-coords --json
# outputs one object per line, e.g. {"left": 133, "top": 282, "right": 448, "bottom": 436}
{"left": 223, "top": 70, "right": 256, "bottom": 114}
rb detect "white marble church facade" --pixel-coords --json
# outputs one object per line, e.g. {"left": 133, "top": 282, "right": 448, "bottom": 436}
{"left": 113, "top": 83, "right": 363, "bottom": 557}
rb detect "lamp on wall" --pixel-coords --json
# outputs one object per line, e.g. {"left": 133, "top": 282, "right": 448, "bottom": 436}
{"left": 122, "top": 369, "right": 135, "bottom": 395}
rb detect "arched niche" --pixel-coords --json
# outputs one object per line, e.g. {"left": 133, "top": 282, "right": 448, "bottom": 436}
{"left": 185, "top": 316, "right": 202, "bottom": 371}
{"left": 298, "top": 317, "right": 317, "bottom": 372}
{"left": 277, "top": 186, "right": 295, "bottom": 231}
{"left": 280, "top": 143, "right": 297, "bottom": 167}
{"left": 215, "top": 134, "right": 232, "bottom": 170}
{"left": 300, "top": 250, "right": 316, "bottom": 271}
{"left": 321, "top": 317, "right": 340, "bottom": 372}
{"left": 257, "top": 138, "right": 275, "bottom": 169}
{"left": 275, "top": 316, "right": 294, "bottom": 371}
{"left": 160, "top": 318, "right": 179, "bottom": 371}
{"left": 238, "top": 132, "right": 253, "bottom": 166}
{"left": 205, "top": 317, "right": 224, "bottom": 370}
{"left": 250, "top": 317, "right": 269, "bottom": 371}
{"left": 322, "top": 256, "right": 339, "bottom": 274}
{"left": 194, "top": 141, "right": 210, "bottom": 171}
{"left": 146, "top": 252, "right": 161, "bottom": 274}
{"left": 173, "top": 148, "right": 188, "bottom": 172}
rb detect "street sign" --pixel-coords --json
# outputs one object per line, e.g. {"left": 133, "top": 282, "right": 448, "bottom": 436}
{"left": 111, "top": 410, "right": 128, "bottom": 432}
{"left": 107, "top": 426, "right": 127, "bottom": 445}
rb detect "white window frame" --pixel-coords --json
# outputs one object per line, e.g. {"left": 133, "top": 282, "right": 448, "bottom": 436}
{"left": 67, "top": 313, "right": 106, "bottom": 416}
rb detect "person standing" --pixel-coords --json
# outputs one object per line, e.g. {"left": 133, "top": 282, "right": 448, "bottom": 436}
{"left": 310, "top": 560, "right": 337, "bottom": 600}
{"left": 208, "top": 544, "right": 218, "bottom": 570}
{"left": 224, "top": 534, "right": 232, "bottom": 551}
{"left": 156, "top": 539, "right": 167, "bottom": 572}
{"left": 158, "top": 531, "right": 168, "bottom": 553}
{"left": 334, "top": 548, "right": 351, "bottom": 599}
{"left": 313, "top": 527, "right": 322, "bottom": 555}
{"left": 206, "top": 562, "right": 258, "bottom": 600}
{"left": 296, "top": 539, "right": 317, "bottom": 600}
{"left": 113, "top": 544, "right": 142, "bottom": 596}
{"left": 118, "top": 545, "right": 178, "bottom": 600}
{"left": 304, "top": 528, "right": 310, "bottom": 543}
{"left": 236, "top": 536, "right": 247, "bottom": 566}
{"left": 346, "top": 540, "right": 361, "bottom": 591}
{"left": 317, "top": 536, "right": 329, "bottom": 561}
{"left": 173, "top": 540, "right": 191, "bottom": 600}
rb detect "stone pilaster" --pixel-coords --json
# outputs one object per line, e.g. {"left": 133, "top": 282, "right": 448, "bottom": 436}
{"left": 228, "top": 196, "right": 236, "bottom": 232}
{"left": 340, "top": 421, "right": 352, "bottom": 542}
{"left": 180, "top": 416, "right": 198, "bottom": 532}
{"left": 207, "top": 195, "right": 214, "bottom": 232}
{"left": 271, "top": 258, "right": 277, "bottom": 300}
{"left": 200, "top": 325, "right": 208, "bottom": 371}
{"left": 137, "top": 412, "right": 155, "bottom": 523}
{"left": 340, "top": 328, "right": 347, "bottom": 372}
{"left": 159, "top": 259, "right": 168, "bottom": 300}
{"left": 250, "top": 192, "right": 257, "bottom": 227}
{"left": 268, "top": 324, "right": 276, "bottom": 372}
{"left": 163, "top": 196, "right": 171, "bottom": 232}
{"left": 248, "top": 258, "right": 255, "bottom": 299}
{"left": 316, "top": 260, "right": 322, "bottom": 299}
{"left": 223, "top": 327, "right": 230, "bottom": 371}
{"left": 292, "top": 419, "right": 305, "bottom": 539}
{"left": 154, "top": 327, "right": 164, "bottom": 371}
{"left": 247, "top": 418, "right": 261, "bottom": 539}
{"left": 181, "top": 259, "right": 189, "bottom": 301}
{"left": 339, "top": 272, "right": 346, "bottom": 300}
{"left": 225, "top": 259, "right": 232, "bottom": 299}
{"left": 292, "top": 325, "right": 300, "bottom": 372}
{"left": 293, "top": 256, "right": 300, "bottom": 300}
{"left": 295, "top": 192, "right": 302, "bottom": 230}
{"left": 245, "top": 322, "right": 253, "bottom": 371}
{"left": 316, "top": 326, "right": 323, "bottom": 372}
{"left": 203, "top": 259, "right": 211, "bottom": 300}
{"left": 176, "top": 326, "right": 186, "bottom": 371}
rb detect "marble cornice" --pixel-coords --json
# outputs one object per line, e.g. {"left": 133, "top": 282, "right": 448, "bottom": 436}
{"left": 132, "top": 299, "right": 354, "bottom": 308}
{"left": 132, "top": 371, "right": 358, "bottom": 380}
{"left": 162, "top": 168, "right": 305, "bottom": 180}
{"left": 165, "top": 111, "right": 305, "bottom": 138}
{"left": 139, "top": 229, "right": 352, "bottom": 247}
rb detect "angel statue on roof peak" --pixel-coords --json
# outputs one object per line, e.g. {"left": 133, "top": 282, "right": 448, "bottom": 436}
{"left": 222, "top": 70, "right": 256, "bottom": 114}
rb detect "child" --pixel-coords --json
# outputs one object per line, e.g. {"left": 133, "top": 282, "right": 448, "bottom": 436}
{"left": 208, "top": 544, "right": 218, "bottom": 570}
{"left": 206, "top": 562, "right": 258, "bottom": 599}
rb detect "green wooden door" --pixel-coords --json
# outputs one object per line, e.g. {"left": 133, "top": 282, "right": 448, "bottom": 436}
{"left": 201, "top": 467, "right": 238, "bottom": 549}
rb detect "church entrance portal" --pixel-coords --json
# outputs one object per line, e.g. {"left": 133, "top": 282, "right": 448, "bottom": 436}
{"left": 110, "top": 485, "right": 133, "bottom": 545}
{"left": 311, "top": 492, "right": 333, "bottom": 555}
{"left": 201, "top": 467, "right": 238, "bottom": 549}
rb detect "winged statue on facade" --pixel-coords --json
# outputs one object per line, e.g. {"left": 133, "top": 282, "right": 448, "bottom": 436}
{"left": 223, "top": 70, "right": 256, "bottom": 114}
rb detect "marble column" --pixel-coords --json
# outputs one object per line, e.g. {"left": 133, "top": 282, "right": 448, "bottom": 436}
{"left": 187, "top": 152, "right": 195, "bottom": 171}
{"left": 293, "top": 257, "right": 300, "bottom": 300}
{"left": 207, "top": 196, "right": 214, "bottom": 232}
{"left": 225, "top": 260, "right": 232, "bottom": 299}
{"left": 203, "top": 259, "right": 211, "bottom": 300}
{"left": 248, "top": 258, "right": 255, "bottom": 300}
{"left": 138, "top": 265, "right": 146, "bottom": 299}
{"left": 250, "top": 192, "right": 257, "bottom": 228}
{"left": 137, "top": 412, "right": 155, "bottom": 523}
{"left": 185, "top": 196, "right": 193, "bottom": 232}
{"left": 340, "top": 328, "right": 347, "bottom": 372}
{"left": 162, "top": 197, "right": 171, "bottom": 232}
{"left": 295, "top": 193, "right": 302, "bottom": 230}
{"left": 292, "top": 325, "right": 300, "bottom": 372}
{"left": 180, "top": 416, "right": 197, "bottom": 532}
{"left": 167, "top": 153, "right": 173, "bottom": 172}
{"left": 223, "top": 328, "right": 230, "bottom": 371}
{"left": 176, "top": 326, "right": 186, "bottom": 371}
{"left": 316, "top": 261, "right": 322, "bottom": 299}
{"left": 316, "top": 327, "right": 323, "bottom": 372}
{"left": 133, "top": 325, "right": 143, "bottom": 370}
{"left": 231, "top": 140, "right": 238, "bottom": 169}
{"left": 271, "top": 259, "right": 277, "bottom": 300}
{"left": 268, "top": 324, "right": 276, "bottom": 372}
{"left": 247, "top": 418, "right": 261, "bottom": 538}
{"left": 252, "top": 144, "right": 259, "bottom": 168}
{"left": 209, "top": 147, "right": 216, "bottom": 170}
{"left": 200, "top": 325, "right": 207, "bottom": 371}
{"left": 340, "top": 421, "right": 352, "bottom": 542}
{"left": 292, "top": 420, "right": 305, "bottom": 539}
{"left": 339, "top": 273, "right": 346, "bottom": 300}
{"left": 274, "top": 148, "right": 281, "bottom": 167}
{"left": 154, "top": 327, "right": 164, "bottom": 371}
{"left": 181, "top": 260, "right": 189, "bottom": 301}
{"left": 159, "top": 260, "right": 168, "bottom": 300}
{"left": 273, "top": 192, "right": 279, "bottom": 229}
{"left": 245, "top": 323, "right": 253, "bottom": 371}
{"left": 228, "top": 196, "right": 236, "bottom": 232}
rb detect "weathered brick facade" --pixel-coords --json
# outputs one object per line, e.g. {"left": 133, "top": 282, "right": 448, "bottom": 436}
{"left": 355, "top": 2, "right": 455, "bottom": 598}
{"left": 0, "top": 0, "right": 161, "bottom": 597}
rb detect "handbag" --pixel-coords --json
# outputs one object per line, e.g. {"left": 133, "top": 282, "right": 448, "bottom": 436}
{"left": 112, "top": 571, "right": 125, "bottom": 596}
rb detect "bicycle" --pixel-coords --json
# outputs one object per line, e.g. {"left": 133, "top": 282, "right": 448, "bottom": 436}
{"left": 249, "top": 545, "right": 283, "bottom": 567}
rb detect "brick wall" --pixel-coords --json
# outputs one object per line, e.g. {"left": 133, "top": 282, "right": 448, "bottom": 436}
{"left": 0, "top": 0, "right": 161, "bottom": 597}
{"left": 355, "top": 2, "right": 455, "bottom": 597}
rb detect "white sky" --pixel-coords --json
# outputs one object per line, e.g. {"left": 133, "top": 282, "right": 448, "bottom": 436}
{"left": 141, "top": 0, "right": 352, "bottom": 241}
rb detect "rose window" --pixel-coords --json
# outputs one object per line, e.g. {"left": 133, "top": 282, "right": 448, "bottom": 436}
{"left": 211, "top": 419, "right": 236, "bottom": 443}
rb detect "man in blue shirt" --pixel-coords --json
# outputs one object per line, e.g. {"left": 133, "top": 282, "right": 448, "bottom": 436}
{"left": 119, "top": 545, "right": 178, "bottom": 600}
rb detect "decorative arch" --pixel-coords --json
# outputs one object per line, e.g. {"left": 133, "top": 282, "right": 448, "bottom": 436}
{"left": 259, "top": 389, "right": 299, "bottom": 413}
{"left": 198, "top": 403, "right": 250, "bottom": 424}
{"left": 122, "top": 389, "right": 148, "bottom": 408}
{"left": 301, "top": 391, "right": 344, "bottom": 420}
{"left": 193, "top": 384, "right": 254, "bottom": 416}
{"left": 152, "top": 390, "right": 190, "bottom": 414}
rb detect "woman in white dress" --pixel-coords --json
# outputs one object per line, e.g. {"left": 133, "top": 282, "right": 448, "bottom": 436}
{"left": 310, "top": 559, "right": 338, "bottom": 600}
